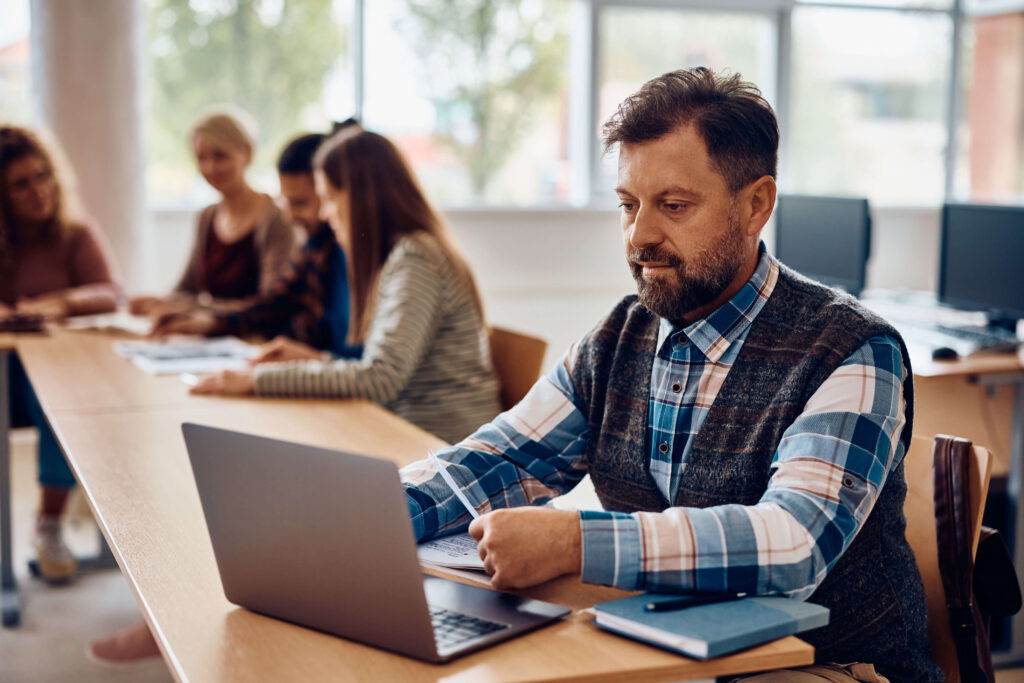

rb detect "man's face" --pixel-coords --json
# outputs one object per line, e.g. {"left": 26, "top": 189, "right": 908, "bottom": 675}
{"left": 278, "top": 173, "right": 321, "bottom": 234}
{"left": 616, "top": 124, "right": 753, "bottom": 325}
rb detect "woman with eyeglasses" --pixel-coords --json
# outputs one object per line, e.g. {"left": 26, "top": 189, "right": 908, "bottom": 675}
{"left": 0, "top": 124, "right": 120, "bottom": 582}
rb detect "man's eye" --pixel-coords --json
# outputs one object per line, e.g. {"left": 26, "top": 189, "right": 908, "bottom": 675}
{"left": 663, "top": 202, "right": 688, "bottom": 213}
{"left": 619, "top": 202, "right": 636, "bottom": 212}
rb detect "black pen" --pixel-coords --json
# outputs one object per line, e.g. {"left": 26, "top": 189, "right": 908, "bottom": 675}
{"left": 644, "top": 592, "right": 748, "bottom": 612}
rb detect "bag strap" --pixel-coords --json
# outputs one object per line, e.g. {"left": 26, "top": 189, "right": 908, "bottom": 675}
{"left": 933, "top": 434, "right": 993, "bottom": 683}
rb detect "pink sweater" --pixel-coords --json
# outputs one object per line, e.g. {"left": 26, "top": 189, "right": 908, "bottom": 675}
{"left": 2, "top": 222, "right": 120, "bottom": 314}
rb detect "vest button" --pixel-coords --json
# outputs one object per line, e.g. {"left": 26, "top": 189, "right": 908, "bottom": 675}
{"left": 658, "top": 442, "right": 669, "bottom": 454}
{"left": 671, "top": 382, "right": 682, "bottom": 393}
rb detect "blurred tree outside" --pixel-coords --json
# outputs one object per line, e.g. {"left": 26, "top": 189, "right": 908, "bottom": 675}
{"left": 401, "top": 0, "right": 567, "bottom": 200}
{"left": 147, "top": 0, "right": 343, "bottom": 204}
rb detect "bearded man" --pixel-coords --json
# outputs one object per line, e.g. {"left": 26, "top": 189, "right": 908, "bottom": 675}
{"left": 400, "top": 67, "right": 939, "bottom": 682}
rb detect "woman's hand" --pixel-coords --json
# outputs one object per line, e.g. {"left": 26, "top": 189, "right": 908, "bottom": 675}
{"left": 190, "top": 369, "right": 255, "bottom": 396}
{"left": 250, "top": 336, "right": 326, "bottom": 365}
{"left": 16, "top": 294, "right": 70, "bottom": 320}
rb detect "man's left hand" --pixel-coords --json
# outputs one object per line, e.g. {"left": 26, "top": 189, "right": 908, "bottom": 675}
{"left": 468, "top": 507, "right": 581, "bottom": 590}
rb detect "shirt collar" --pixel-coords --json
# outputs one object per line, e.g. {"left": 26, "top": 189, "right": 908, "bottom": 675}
{"left": 656, "top": 242, "right": 779, "bottom": 363}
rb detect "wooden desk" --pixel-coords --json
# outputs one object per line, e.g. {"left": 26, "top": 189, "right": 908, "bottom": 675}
{"left": 3, "top": 328, "right": 814, "bottom": 680}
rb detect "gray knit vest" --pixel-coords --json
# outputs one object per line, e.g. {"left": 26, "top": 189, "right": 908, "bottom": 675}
{"left": 572, "top": 265, "right": 941, "bottom": 682}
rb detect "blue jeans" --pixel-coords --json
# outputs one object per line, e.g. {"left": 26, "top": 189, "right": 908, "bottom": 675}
{"left": 8, "top": 354, "right": 75, "bottom": 489}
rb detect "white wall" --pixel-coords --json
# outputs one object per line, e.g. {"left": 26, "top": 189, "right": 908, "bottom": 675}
{"left": 31, "top": 0, "right": 144, "bottom": 286}
{"left": 145, "top": 205, "right": 944, "bottom": 366}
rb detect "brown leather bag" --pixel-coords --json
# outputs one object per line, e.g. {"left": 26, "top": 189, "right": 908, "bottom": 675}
{"left": 934, "top": 435, "right": 1022, "bottom": 683}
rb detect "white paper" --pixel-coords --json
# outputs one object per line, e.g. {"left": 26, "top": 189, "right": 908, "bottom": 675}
{"left": 417, "top": 532, "right": 485, "bottom": 571}
{"left": 113, "top": 337, "right": 258, "bottom": 375}
{"left": 63, "top": 311, "right": 152, "bottom": 337}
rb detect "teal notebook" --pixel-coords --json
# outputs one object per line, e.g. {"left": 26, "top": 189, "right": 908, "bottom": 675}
{"left": 594, "top": 594, "right": 828, "bottom": 660}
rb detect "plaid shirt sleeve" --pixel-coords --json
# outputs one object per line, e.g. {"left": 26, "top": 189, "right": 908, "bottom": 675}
{"left": 580, "top": 335, "right": 908, "bottom": 600}
{"left": 401, "top": 345, "right": 591, "bottom": 542}
{"left": 213, "top": 240, "right": 319, "bottom": 339}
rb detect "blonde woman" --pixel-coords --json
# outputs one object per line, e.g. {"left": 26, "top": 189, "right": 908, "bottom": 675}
{"left": 131, "top": 108, "right": 296, "bottom": 315}
{"left": 192, "top": 130, "right": 502, "bottom": 444}
{"left": 0, "top": 125, "right": 120, "bottom": 581}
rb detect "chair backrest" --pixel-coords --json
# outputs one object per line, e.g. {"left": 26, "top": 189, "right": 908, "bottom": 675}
{"left": 488, "top": 326, "right": 548, "bottom": 411}
{"left": 903, "top": 434, "right": 992, "bottom": 682}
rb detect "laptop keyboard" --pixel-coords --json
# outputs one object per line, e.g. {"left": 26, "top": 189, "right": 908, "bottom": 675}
{"left": 429, "top": 606, "right": 508, "bottom": 649}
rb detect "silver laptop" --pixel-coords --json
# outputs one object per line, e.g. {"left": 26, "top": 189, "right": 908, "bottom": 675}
{"left": 182, "top": 422, "right": 569, "bottom": 663}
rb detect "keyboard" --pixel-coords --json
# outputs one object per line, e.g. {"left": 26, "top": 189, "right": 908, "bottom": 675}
{"left": 932, "top": 324, "right": 1020, "bottom": 350}
{"left": 429, "top": 605, "right": 508, "bottom": 649}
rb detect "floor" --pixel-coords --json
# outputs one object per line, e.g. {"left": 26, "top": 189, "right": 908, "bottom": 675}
{"left": 0, "top": 430, "right": 171, "bottom": 682}
{"left": 3, "top": 428, "right": 1024, "bottom": 682}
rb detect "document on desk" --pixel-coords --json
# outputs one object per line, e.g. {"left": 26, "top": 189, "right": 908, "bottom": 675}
{"left": 113, "top": 337, "right": 258, "bottom": 375}
{"left": 63, "top": 311, "right": 152, "bottom": 337}
{"left": 417, "top": 532, "right": 486, "bottom": 571}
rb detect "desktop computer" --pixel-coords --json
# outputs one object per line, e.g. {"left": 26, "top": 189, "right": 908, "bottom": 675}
{"left": 939, "top": 202, "right": 1024, "bottom": 344}
{"left": 774, "top": 194, "right": 872, "bottom": 297}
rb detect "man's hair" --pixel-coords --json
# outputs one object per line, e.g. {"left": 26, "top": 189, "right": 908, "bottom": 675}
{"left": 276, "top": 118, "right": 362, "bottom": 175}
{"left": 602, "top": 67, "right": 779, "bottom": 193}
{"left": 276, "top": 133, "right": 326, "bottom": 175}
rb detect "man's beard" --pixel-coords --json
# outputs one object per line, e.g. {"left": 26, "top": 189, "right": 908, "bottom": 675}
{"left": 629, "top": 211, "right": 746, "bottom": 325}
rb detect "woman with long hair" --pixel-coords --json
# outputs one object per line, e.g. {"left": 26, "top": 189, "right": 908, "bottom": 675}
{"left": 192, "top": 129, "right": 501, "bottom": 443}
{"left": 130, "top": 108, "right": 296, "bottom": 316}
{"left": 0, "top": 124, "right": 120, "bottom": 582}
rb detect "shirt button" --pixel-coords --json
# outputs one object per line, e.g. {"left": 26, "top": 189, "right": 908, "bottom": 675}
{"left": 671, "top": 382, "right": 682, "bottom": 393}
{"left": 658, "top": 442, "right": 669, "bottom": 454}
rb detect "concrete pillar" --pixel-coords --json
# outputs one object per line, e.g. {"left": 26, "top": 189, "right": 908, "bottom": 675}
{"left": 30, "top": 0, "right": 144, "bottom": 288}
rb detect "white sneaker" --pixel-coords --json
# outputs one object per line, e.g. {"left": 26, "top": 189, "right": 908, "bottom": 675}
{"left": 34, "top": 515, "right": 78, "bottom": 582}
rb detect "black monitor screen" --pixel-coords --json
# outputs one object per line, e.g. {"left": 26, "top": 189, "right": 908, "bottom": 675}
{"left": 774, "top": 195, "right": 871, "bottom": 296}
{"left": 940, "top": 203, "right": 1024, "bottom": 320}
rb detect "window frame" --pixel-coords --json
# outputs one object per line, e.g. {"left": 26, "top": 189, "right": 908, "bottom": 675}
{"left": 138, "top": 0, "right": 1021, "bottom": 211}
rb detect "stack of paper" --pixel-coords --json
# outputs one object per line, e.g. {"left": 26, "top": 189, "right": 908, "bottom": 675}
{"left": 417, "top": 532, "right": 485, "bottom": 571}
{"left": 114, "top": 337, "right": 258, "bottom": 375}
{"left": 63, "top": 311, "right": 152, "bottom": 337}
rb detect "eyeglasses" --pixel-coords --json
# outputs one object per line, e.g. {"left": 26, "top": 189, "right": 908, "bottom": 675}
{"left": 7, "top": 168, "right": 54, "bottom": 195}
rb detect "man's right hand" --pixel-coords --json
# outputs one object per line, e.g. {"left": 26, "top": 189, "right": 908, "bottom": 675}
{"left": 128, "top": 295, "right": 163, "bottom": 316}
{"left": 150, "top": 310, "right": 216, "bottom": 338}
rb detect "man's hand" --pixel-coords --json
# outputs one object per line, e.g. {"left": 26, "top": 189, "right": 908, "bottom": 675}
{"left": 150, "top": 310, "right": 216, "bottom": 338}
{"left": 468, "top": 507, "right": 582, "bottom": 590}
{"left": 190, "top": 369, "right": 255, "bottom": 396}
{"left": 250, "top": 336, "right": 326, "bottom": 365}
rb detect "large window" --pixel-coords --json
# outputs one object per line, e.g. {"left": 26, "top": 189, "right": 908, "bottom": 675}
{"left": 596, "top": 5, "right": 776, "bottom": 201}
{"left": 364, "top": 0, "right": 571, "bottom": 206}
{"left": 787, "top": 6, "right": 952, "bottom": 204}
{"left": 954, "top": 11, "right": 1024, "bottom": 202}
{"left": 139, "top": 0, "right": 1024, "bottom": 209}
{"left": 0, "top": 0, "right": 32, "bottom": 125}
{"left": 145, "top": 0, "right": 351, "bottom": 206}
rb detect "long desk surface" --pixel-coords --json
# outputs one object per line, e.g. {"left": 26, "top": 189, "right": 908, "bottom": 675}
{"left": 5, "top": 328, "right": 814, "bottom": 681}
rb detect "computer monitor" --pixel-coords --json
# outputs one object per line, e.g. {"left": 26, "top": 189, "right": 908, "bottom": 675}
{"left": 773, "top": 194, "right": 872, "bottom": 297}
{"left": 939, "top": 203, "right": 1024, "bottom": 333}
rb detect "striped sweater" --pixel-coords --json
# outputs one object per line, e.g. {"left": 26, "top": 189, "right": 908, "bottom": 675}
{"left": 252, "top": 233, "right": 501, "bottom": 443}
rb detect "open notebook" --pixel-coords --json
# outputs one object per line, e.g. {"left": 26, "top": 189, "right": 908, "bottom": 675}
{"left": 417, "top": 532, "right": 485, "bottom": 571}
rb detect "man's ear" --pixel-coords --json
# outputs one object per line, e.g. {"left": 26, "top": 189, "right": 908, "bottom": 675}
{"left": 743, "top": 175, "right": 777, "bottom": 237}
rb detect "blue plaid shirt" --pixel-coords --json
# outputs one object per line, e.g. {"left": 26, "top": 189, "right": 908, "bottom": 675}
{"left": 401, "top": 249, "right": 908, "bottom": 599}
